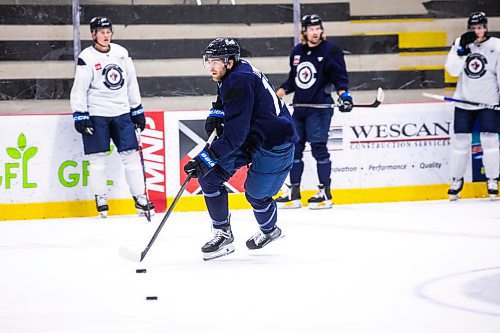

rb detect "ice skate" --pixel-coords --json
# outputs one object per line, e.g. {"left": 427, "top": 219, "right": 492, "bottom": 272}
{"left": 487, "top": 178, "right": 499, "bottom": 199}
{"left": 202, "top": 225, "right": 235, "bottom": 261}
{"left": 246, "top": 226, "right": 284, "bottom": 250}
{"left": 308, "top": 184, "right": 332, "bottom": 209}
{"left": 276, "top": 183, "right": 302, "bottom": 209}
{"left": 95, "top": 194, "right": 108, "bottom": 218}
{"left": 133, "top": 194, "right": 155, "bottom": 218}
{"left": 448, "top": 177, "right": 464, "bottom": 201}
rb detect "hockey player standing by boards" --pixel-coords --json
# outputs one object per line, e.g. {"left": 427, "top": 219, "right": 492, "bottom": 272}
{"left": 183, "top": 38, "right": 298, "bottom": 261}
{"left": 445, "top": 12, "right": 499, "bottom": 200}
{"left": 276, "top": 14, "right": 353, "bottom": 209}
{"left": 70, "top": 16, "right": 155, "bottom": 218}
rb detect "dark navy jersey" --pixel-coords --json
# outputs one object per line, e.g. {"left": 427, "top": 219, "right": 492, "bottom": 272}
{"left": 279, "top": 40, "right": 349, "bottom": 105}
{"left": 210, "top": 60, "right": 298, "bottom": 159}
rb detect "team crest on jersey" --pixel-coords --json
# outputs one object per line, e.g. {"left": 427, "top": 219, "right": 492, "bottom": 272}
{"left": 464, "top": 53, "right": 487, "bottom": 79}
{"left": 293, "top": 55, "right": 301, "bottom": 66}
{"left": 295, "top": 61, "right": 317, "bottom": 89}
{"left": 102, "top": 64, "right": 125, "bottom": 90}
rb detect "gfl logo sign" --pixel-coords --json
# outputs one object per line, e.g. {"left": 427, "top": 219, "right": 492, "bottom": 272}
{"left": 0, "top": 133, "right": 38, "bottom": 189}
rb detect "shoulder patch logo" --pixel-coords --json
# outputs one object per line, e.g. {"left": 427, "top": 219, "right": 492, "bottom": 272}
{"left": 293, "top": 55, "right": 301, "bottom": 66}
{"left": 317, "top": 57, "right": 323, "bottom": 62}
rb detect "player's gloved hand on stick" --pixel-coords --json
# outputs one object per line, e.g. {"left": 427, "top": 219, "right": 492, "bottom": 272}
{"left": 205, "top": 102, "right": 224, "bottom": 136}
{"left": 130, "top": 104, "right": 146, "bottom": 131}
{"left": 457, "top": 31, "right": 476, "bottom": 56}
{"left": 73, "top": 112, "right": 94, "bottom": 136}
{"left": 338, "top": 91, "right": 353, "bottom": 112}
{"left": 183, "top": 148, "right": 218, "bottom": 178}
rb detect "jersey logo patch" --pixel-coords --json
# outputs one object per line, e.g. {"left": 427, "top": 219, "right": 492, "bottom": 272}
{"left": 102, "top": 64, "right": 125, "bottom": 90}
{"left": 464, "top": 53, "right": 487, "bottom": 79}
{"left": 295, "top": 61, "right": 317, "bottom": 89}
{"left": 293, "top": 55, "right": 301, "bottom": 66}
{"left": 317, "top": 57, "right": 323, "bottom": 62}
{"left": 95, "top": 63, "right": 102, "bottom": 70}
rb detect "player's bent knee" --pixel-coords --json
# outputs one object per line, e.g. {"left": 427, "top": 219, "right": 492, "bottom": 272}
{"left": 310, "top": 142, "right": 330, "bottom": 161}
{"left": 452, "top": 133, "right": 472, "bottom": 152}
{"left": 480, "top": 132, "right": 499, "bottom": 150}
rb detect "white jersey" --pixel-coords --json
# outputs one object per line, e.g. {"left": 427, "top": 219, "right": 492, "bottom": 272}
{"left": 70, "top": 43, "right": 141, "bottom": 117}
{"left": 445, "top": 36, "right": 500, "bottom": 110}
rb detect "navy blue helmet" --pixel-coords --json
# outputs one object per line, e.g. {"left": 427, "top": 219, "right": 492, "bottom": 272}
{"left": 90, "top": 16, "right": 113, "bottom": 32}
{"left": 468, "top": 12, "right": 487, "bottom": 28}
{"left": 203, "top": 38, "right": 241, "bottom": 63}
{"left": 301, "top": 14, "right": 323, "bottom": 31}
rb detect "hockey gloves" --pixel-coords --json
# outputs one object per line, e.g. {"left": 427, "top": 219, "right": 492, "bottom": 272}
{"left": 457, "top": 31, "right": 476, "bottom": 56}
{"left": 73, "top": 112, "right": 94, "bottom": 136}
{"left": 184, "top": 148, "right": 218, "bottom": 178}
{"left": 130, "top": 104, "right": 146, "bottom": 131}
{"left": 338, "top": 91, "right": 353, "bottom": 112}
{"left": 205, "top": 102, "right": 224, "bottom": 136}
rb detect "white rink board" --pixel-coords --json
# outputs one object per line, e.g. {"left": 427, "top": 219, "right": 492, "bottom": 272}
{"left": 0, "top": 115, "right": 131, "bottom": 204}
{"left": 0, "top": 102, "right": 458, "bottom": 206}
{"left": 300, "top": 102, "right": 456, "bottom": 189}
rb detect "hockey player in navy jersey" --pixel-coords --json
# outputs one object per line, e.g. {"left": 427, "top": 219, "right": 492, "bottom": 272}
{"left": 70, "top": 16, "right": 154, "bottom": 218}
{"left": 445, "top": 12, "right": 499, "bottom": 200}
{"left": 276, "top": 14, "right": 352, "bottom": 209}
{"left": 183, "top": 38, "right": 298, "bottom": 260}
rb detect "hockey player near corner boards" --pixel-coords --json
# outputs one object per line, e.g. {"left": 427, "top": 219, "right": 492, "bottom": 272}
{"left": 445, "top": 11, "right": 499, "bottom": 201}
{"left": 183, "top": 38, "right": 299, "bottom": 261}
{"left": 70, "top": 16, "right": 155, "bottom": 218}
{"left": 276, "top": 14, "right": 353, "bottom": 210}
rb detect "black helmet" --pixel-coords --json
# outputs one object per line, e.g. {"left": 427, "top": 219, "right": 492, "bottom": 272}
{"left": 203, "top": 38, "right": 240, "bottom": 64}
{"left": 301, "top": 14, "right": 323, "bottom": 31}
{"left": 90, "top": 16, "right": 113, "bottom": 32}
{"left": 467, "top": 12, "right": 487, "bottom": 28}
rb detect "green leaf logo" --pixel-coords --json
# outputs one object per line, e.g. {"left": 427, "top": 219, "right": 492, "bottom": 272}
{"left": 18, "top": 133, "right": 27, "bottom": 151}
{"left": 6, "top": 147, "right": 21, "bottom": 159}
{"left": 24, "top": 147, "right": 38, "bottom": 160}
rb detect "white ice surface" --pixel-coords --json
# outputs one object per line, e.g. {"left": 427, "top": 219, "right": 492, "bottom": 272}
{"left": 1, "top": 199, "right": 499, "bottom": 333}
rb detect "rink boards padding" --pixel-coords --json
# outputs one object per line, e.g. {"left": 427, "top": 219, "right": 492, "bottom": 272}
{"left": 0, "top": 102, "right": 494, "bottom": 220}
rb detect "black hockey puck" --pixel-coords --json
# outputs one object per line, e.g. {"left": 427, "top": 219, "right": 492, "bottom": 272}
{"left": 136, "top": 269, "right": 147, "bottom": 273}
{"left": 146, "top": 296, "right": 158, "bottom": 301}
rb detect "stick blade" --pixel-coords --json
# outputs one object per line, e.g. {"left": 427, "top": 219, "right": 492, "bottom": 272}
{"left": 118, "top": 246, "right": 142, "bottom": 263}
{"left": 422, "top": 92, "right": 445, "bottom": 101}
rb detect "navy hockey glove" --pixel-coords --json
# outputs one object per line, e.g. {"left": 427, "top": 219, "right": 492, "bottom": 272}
{"left": 130, "top": 104, "right": 146, "bottom": 131}
{"left": 338, "top": 91, "right": 353, "bottom": 112}
{"left": 73, "top": 112, "right": 94, "bottom": 136}
{"left": 205, "top": 104, "right": 224, "bottom": 137}
{"left": 457, "top": 31, "right": 475, "bottom": 56}
{"left": 183, "top": 148, "right": 218, "bottom": 178}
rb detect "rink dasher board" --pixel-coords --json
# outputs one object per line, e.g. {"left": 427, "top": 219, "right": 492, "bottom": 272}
{"left": 0, "top": 102, "right": 485, "bottom": 220}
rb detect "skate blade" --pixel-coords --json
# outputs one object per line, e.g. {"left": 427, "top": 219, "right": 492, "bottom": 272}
{"left": 99, "top": 211, "right": 108, "bottom": 218}
{"left": 248, "top": 232, "right": 285, "bottom": 250}
{"left": 449, "top": 194, "right": 460, "bottom": 201}
{"left": 489, "top": 193, "right": 498, "bottom": 200}
{"left": 308, "top": 201, "right": 333, "bottom": 210}
{"left": 203, "top": 244, "right": 235, "bottom": 261}
{"left": 137, "top": 209, "right": 156, "bottom": 217}
{"left": 276, "top": 201, "right": 302, "bottom": 209}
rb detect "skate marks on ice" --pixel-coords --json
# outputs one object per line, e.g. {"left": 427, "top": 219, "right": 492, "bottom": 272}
{"left": 416, "top": 266, "right": 500, "bottom": 317}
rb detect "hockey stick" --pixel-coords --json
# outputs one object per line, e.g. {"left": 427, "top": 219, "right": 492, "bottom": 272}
{"left": 289, "top": 87, "right": 385, "bottom": 109}
{"left": 119, "top": 131, "right": 218, "bottom": 263}
{"left": 136, "top": 129, "right": 152, "bottom": 222}
{"left": 422, "top": 92, "right": 500, "bottom": 111}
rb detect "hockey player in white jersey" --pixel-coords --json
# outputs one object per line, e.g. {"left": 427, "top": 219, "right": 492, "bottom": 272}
{"left": 70, "top": 16, "right": 155, "bottom": 218}
{"left": 445, "top": 12, "right": 499, "bottom": 200}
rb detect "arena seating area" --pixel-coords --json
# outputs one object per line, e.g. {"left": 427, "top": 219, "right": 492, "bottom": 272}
{"left": 0, "top": 0, "right": 498, "bottom": 113}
